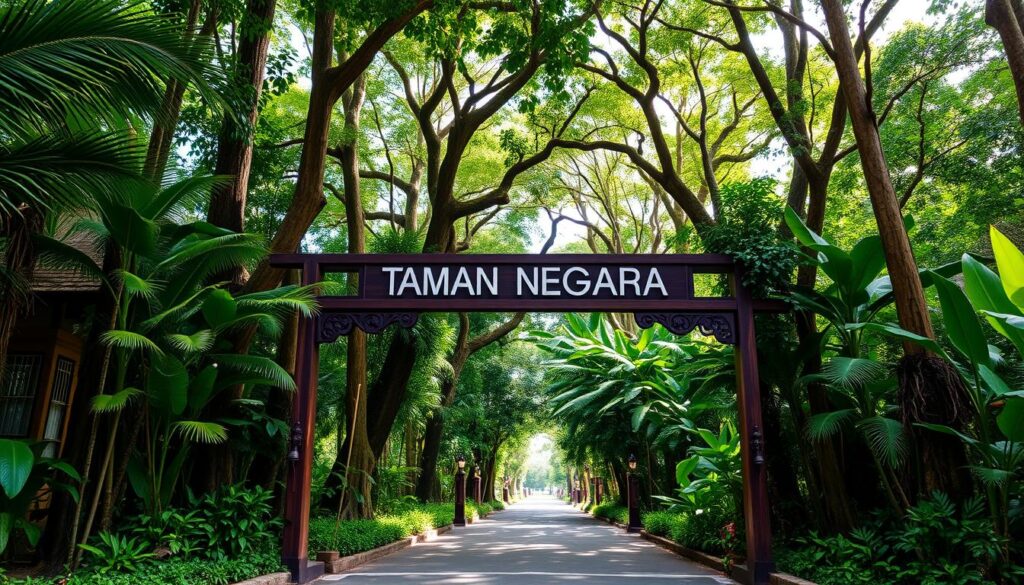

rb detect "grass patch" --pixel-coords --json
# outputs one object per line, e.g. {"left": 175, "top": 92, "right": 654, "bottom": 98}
{"left": 308, "top": 502, "right": 461, "bottom": 556}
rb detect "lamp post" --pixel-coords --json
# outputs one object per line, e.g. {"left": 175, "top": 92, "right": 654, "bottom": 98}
{"left": 473, "top": 465, "right": 482, "bottom": 504}
{"left": 626, "top": 453, "right": 642, "bottom": 532}
{"left": 583, "top": 465, "right": 590, "bottom": 503}
{"left": 454, "top": 455, "right": 467, "bottom": 527}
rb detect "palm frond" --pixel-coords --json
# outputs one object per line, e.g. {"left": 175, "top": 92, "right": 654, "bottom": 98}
{"left": 208, "top": 354, "right": 295, "bottom": 390}
{"left": 857, "top": 415, "right": 908, "bottom": 469}
{"left": 0, "top": 0, "right": 221, "bottom": 132}
{"left": 101, "top": 329, "right": 163, "bottom": 354}
{"left": 806, "top": 408, "right": 857, "bottom": 442}
{"left": 821, "top": 356, "right": 889, "bottom": 390}
{"left": 91, "top": 387, "right": 142, "bottom": 414}
{"left": 0, "top": 133, "right": 142, "bottom": 215}
{"left": 172, "top": 420, "right": 228, "bottom": 444}
{"left": 165, "top": 330, "right": 214, "bottom": 354}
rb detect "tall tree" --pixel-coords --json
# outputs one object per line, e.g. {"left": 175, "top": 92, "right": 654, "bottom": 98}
{"left": 821, "top": 0, "right": 971, "bottom": 496}
{"left": 986, "top": 0, "right": 1024, "bottom": 125}
{"left": 208, "top": 0, "right": 279, "bottom": 283}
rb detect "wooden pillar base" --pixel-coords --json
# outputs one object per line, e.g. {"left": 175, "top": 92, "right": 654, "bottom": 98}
{"left": 284, "top": 558, "right": 325, "bottom": 583}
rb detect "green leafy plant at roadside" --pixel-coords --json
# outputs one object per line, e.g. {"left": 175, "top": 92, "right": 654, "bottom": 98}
{"left": 866, "top": 226, "right": 1024, "bottom": 545}
{"left": 590, "top": 502, "right": 628, "bottom": 524}
{"left": 307, "top": 503, "right": 459, "bottom": 556}
{"left": 778, "top": 491, "right": 1022, "bottom": 585}
{"left": 78, "top": 532, "right": 155, "bottom": 574}
{"left": 189, "top": 484, "right": 280, "bottom": 559}
{"left": 4, "top": 549, "right": 283, "bottom": 585}
{"left": 0, "top": 439, "right": 80, "bottom": 553}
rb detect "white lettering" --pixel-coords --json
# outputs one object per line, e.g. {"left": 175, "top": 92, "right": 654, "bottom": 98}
{"left": 477, "top": 267, "right": 499, "bottom": 296}
{"left": 563, "top": 267, "right": 591, "bottom": 296}
{"left": 397, "top": 268, "right": 422, "bottom": 295}
{"left": 383, "top": 267, "right": 403, "bottom": 296}
{"left": 592, "top": 267, "right": 617, "bottom": 296}
{"left": 518, "top": 267, "right": 539, "bottom": 295}
{"left": 643, "top": 268, "right": 668, "bottom": 296}
{"left": 423, "top": 267, "right": 449, "bottom": 296}
{"left": 451, "top": 267, "right": 475, "bottom": 294}
{"left": 541, "top": 267, "right": 561, "bottom": 296}
{"left": 620, "top": 267, "right": 641, "bottom": 296}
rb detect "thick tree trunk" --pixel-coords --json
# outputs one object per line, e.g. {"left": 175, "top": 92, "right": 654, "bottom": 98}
{"left": 144, "top": 2, "right": 216, "bottom": 180}
{"left": 987, "top": 0, "right": 1024, "bottom": 125}
{"left": 822, "top": 0, "right": 971, "bottom": 498}
{"left": 320, "top": 75, "right": 375, "bottom": 518}
{"left": 208, "top": 0, "right": 278, "bottom": 265}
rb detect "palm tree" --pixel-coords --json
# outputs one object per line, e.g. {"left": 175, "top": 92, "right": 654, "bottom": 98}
{"left": 0, "top": 0, "right": 218, "bottom": 372}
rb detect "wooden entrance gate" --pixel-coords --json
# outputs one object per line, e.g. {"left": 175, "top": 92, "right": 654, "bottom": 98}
{"left": 270, "top": 253, "right": 787, "bottom": 585}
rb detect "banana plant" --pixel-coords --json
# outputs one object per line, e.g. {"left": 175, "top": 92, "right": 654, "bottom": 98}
{"left": 784, "top": 208, "right": 923, "bottom": 512}
{"left": 657, "top": 421, "right": 743, "bottom": 517}
{"left": 0, "top": 439, "right": 80, "bottom": 553}
{"left": 70, "top": 176, "right": 316, "bottom": 515}
{"left": 865, "top": 226, "right": 1023, "bottom": 541}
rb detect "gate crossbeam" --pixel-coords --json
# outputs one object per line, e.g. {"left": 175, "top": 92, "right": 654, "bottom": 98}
{"left": 270, "top": 253, "right": 788, "bottom": 585}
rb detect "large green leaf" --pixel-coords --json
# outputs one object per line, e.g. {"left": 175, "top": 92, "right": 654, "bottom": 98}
{"left": 0, "top": 512, "right": 10, "bottom": 554}
{"left": 90, "top": 387, "right": 142, "bottom": 414}
{"left": 100, "top": 329, "right": 163, "bottom": 354}
{"left": 990, "top": 226, "right": 1024, "bottom": 308}
{"left": 208, "top": 354, "right": 296, "bottom": 391}
{"left": 846, "top": 323, "right": 948, "bottom": 358}
{"left": 0, "top": 439, "right": 34, "bottom": 498}
{"left": 963, "top": 254, "right": 1024, "bottom": 356}
{"left": 188, "top": 364, "right": 219, "bottom": 411}
{"left": 929, "top": 271, "right": 990, "bottom": 368}
{"left": 104, "top": 202, "right": 158, "bottom": 257}
{"left": 997, "top": 397, "right": 1024, "bottom": 442}
{"left": 147, "top": 354, "right": 188, "bottom": 416}
{"left": 784, "top": 207, "right": 829, "bottom": 247}
{"left": 202, "top": 289, "right": 237, "bottom": 328}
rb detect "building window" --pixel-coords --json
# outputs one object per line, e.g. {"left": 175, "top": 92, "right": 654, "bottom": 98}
{"left": 42, "top": 357, "right": 75, "bottom": 458}
{"left": 0, "top": 354, "right": 42, "bottom": 437}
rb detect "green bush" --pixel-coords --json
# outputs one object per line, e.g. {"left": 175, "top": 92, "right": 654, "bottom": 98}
{"left": 307, "top": 503, "right": 455, "bottom": 556}
{"left": 1, "top": 550, "right": 283, "bottom": 585}
{"left": 590, "top": 502, "right": 628, "bottom": 524}
{"left": 776, "top": 493, "right": 1024, "bottom": 585}
{"left": 489, "top": 500, "right": 505, "bottom": 511}
{"left": 641, "top": 510, "right": 678, "bottom": 537}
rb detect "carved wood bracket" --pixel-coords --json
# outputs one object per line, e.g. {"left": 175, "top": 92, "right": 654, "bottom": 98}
{"left": 318, "top": 312, "right": 419, "bottom": 343}
{"left": 634, "top": 312, "right": 737, "bottom": 345}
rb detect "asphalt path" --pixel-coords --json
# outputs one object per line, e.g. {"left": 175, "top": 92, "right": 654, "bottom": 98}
{"left": 315, "top": 494, "right": 736, "bottom": 584}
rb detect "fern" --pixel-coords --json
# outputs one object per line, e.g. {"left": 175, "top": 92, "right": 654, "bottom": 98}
{"left": 806, "top": 408, "right": 857, "bottom": 441}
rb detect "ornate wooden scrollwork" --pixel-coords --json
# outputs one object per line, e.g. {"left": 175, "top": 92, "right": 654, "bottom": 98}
{"left": 633, "top": 312, "right": 736, "bottom": 345}
{"left": 318, "top": 312, "right": 419, "bottom": 342}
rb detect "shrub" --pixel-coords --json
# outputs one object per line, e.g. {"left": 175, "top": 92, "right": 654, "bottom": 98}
{"left": 590, "top": 502, "right": 628, "bottom": 524}
{"left": 641, "top": 510, "right": 677, "bottom": 537}
{"left": 307, "top": 503, "right": 453, "bottom": 556}
{"left": 489, "top": 499, "right": 505, "bottom": 511}
{"left": 2, "top": 550, "right": 283, "bottom": 585}
{"left": 776, "top": 493, "right": 1024, "bottom": 585}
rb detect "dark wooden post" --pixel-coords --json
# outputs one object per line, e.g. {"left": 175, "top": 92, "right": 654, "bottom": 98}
{"left": 627, "top": 471, "right": 642, "bottom": 532}
{"left": 455, "top": 468, "right": 467, "bottom": 526}
{"left": 734, "top": 270, "right": 774, "bottom": 584}
{"left": 282, "top": 261, "right": 325, "bottom": 583}
{"left": 503, "top": 477, "right": 510, "bottom": 503}
{"left": 473, "top": 467, "right": 482, "bottom": 504}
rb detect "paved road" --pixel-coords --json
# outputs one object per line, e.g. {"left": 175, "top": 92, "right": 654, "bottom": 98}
{"left": 316, "top": 495, "right": 735, "bottom": 584}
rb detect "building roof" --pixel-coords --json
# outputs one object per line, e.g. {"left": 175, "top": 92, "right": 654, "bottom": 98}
{"left": 30, "top": 230, "right": 104, "bottom": 293}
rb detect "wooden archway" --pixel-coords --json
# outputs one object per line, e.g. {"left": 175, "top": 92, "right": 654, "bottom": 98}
{"left": 270, "top": 253, "right": 787, "bottom": 585}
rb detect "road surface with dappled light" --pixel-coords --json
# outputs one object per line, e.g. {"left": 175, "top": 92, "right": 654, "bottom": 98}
{"left": 314, "top": 494, "right": 737, "bottom": 584}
